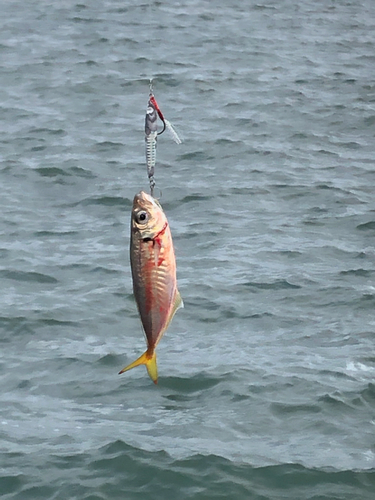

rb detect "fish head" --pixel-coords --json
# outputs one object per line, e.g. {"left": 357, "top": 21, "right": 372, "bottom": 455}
{"left": 131, "top": 191, "right": 166, "bottom": 239}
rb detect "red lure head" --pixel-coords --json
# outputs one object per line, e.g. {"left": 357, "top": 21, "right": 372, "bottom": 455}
{"left": 149, "top": 95, "right": 165, "bottom": 122}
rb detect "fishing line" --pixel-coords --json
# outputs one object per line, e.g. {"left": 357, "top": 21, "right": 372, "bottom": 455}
{"left": 142, "top": 1, "right": 182, "bottom": 197}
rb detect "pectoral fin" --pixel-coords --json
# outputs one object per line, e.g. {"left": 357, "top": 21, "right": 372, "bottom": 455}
{"left": 166, "top": 289, "right": 183, "bottom": 328}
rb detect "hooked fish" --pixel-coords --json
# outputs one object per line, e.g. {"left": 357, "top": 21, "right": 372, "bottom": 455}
{"left": 119, "top": 191, "right": 183, "bottom": 383}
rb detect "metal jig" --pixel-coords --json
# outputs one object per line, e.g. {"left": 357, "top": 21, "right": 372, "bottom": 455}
{"left": 144, "top": 80, "right": 182, "bottom": 196}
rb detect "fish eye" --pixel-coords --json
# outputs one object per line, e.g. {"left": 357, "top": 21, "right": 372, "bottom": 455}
{"left": 136, "top": 210, "right": 148, "bottom": 223}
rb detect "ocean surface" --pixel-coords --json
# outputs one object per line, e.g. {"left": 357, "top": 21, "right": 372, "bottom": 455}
{"left": 1, "top": 0, "right": 375, "bottom": 498}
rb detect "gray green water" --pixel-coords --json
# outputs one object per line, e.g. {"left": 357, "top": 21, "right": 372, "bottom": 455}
{"left": 1, "top": 0, "right": 375, "bottom": 498}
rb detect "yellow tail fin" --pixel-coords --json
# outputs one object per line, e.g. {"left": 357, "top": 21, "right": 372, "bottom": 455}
{"left": 119, "top": 349, "right": 158, "bottom": 384}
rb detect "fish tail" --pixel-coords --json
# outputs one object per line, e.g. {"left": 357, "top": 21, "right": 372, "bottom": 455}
{"left": 119, "top": 349, "right": 158, "bottom": 384}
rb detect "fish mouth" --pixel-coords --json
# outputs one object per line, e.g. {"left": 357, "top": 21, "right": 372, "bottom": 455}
{"left": 134, "top": 191, "right": 152, "bottom": 203}
{"left": 134, "top": 191, "right": 161, "bottom": 210}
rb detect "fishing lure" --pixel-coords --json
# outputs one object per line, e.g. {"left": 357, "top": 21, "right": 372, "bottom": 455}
{"left": 149, "top": 95, "right": 182, "bottom": 145}
{"left": 145, "top": 81, "right": 181, "bottom": 196}
{"left": 145, "top": 95, "right": 158, "bottom": 197}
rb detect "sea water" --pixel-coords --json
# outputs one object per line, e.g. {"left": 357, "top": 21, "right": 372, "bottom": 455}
{"left": 1, "top": 1, "right": 375, "bottom": 498}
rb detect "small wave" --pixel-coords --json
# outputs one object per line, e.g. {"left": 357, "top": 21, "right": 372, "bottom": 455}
{"left": 0, "top": 315, "right": 34, "bottom": 337}
{"left": 364, "top": 115, "right": 375, "bottom": 127}
{"left": 318, "top": 393, "right": 356, "bottom": 411}
{"left": 340, "top": 269, "right": 372, "bottom": 277}
{"left": 30, "top": 127, "right": 66, "bottom": 136}
{"left": 71, "top": 16, "right": 100, "bottom": 24}
{"left": 34, "top": 167, "right": 72, "bottom": 178}
{"left": 34, "top": 230, "right": 79, "bottom": 237}
{"left": 242, "top": 279, "right": 301, "bottom": 290}
{"left": 183, "top": 296, "right": 219, "bottom": 311}
{"left": 40, "top": 318, "right": 81, "bottom": 328}
{"left": 68, "top": 166, "right": 96, "bottom": 178}
{"left": 98, "top": 353, "right": 123, "bottom": 367}
{"left": 92, "top": 141, "right": 124, "bottom": 152}
{"left": 357, "top": 221, "right": 375, "bottom": 231}
{"left": 161, "top": 373, "right": 222, "bottom": 393}
{"left": 89, "top": 266, "right": 120, "bottom": 275}
{"left": 317, "top": 148, "right": 340, "bottom": 157}
{"left": 0, "top": 473, "right": 28, "bottom": 498}
{"left": 228, "top": 186, "right": 270, "bottom": 196}
{"left": 214, "top": 137, "right": 244, "bottom": 145}
{"left": 77, "top": 196, "right": 132, "bottom": 207}
{"left": 177, "top": 151, "right": 213, "bottom": 162}
{"left": 0, "top": 270, "right": 58, "bottom": 284}
{"left": 360, "top": 383, "right": 375, "bottom": 404}
{"left": 270, "top": 402, "right": 321, "bottom": 416}
{"left": 179, "top": 194, "right": 213, "bottom": 203}
{"left": 148, "top": 74, "right": 180, "bottom": 87}
{"left": 83, "top": 447, "right": 375, "bottom": 498}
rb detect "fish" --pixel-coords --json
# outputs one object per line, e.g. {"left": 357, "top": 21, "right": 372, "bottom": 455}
{"left": 119, "top": 191, "right": 183, "bottom": 384}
